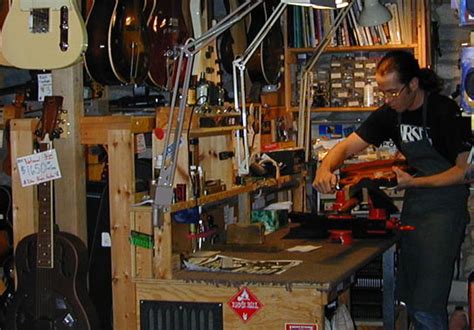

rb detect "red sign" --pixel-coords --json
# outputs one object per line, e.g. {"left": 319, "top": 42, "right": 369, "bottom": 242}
{"left": 285, "top": 324, "right": 318, "bottom": 330}
{"left": 227, "top": 287, "right": 263, "bottom": 322}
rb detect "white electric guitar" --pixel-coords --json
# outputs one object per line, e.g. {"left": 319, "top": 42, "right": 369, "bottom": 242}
{"left": 2, "top": 0, "right": 87, "bottom": 70}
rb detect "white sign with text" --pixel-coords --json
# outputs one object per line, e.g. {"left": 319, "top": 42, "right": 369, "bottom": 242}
{"left": 17, "top": 149, "right": 62, "bottom": 187}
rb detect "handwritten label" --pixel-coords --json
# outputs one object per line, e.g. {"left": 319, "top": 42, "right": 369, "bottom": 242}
{"left": 37, "top": 73, "right": 53, "bottom": 101}
{"left": 17, "top": 149, "right": 61, "bottom": 187}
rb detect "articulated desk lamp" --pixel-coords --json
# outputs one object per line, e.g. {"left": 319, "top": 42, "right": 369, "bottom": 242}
{"left": 297, "top": 0, "right": 392, "bottom": 162}
{"left": 153, "top": 0, "right": 348, "bottom": 226}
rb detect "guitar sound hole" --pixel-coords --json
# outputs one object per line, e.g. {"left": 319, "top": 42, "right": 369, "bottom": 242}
{"left": 30, "top": 9, "right": 49, "bottom": 34}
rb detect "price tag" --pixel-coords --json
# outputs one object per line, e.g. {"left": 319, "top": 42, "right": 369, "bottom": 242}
{"left": 136, "top": 133, "right": 146, "bottom": 154}
{"left": 17, "top": 149, "right": 62, "bottom": 187}
{"left": 37, "top": 73, "right": 53, "bottom": 101}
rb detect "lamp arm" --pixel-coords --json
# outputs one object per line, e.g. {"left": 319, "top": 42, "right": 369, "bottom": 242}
{"left": 234, "top": 2, "right": 288, "bottom": 69}
{"left": 184, "top": 0, "right": 263, "bottom": 57}
{"left": 297, "top": 2, "right": 354, "bottom": 161}
{"left": 232, "top": 2, "right": 288, "bottom": 176}
{"left": 153, "top": 0, "right": 266, "bottom": 219}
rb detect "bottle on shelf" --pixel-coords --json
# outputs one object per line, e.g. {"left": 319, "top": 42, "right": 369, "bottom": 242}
{"left": 196, "top": 73, "right": 209, "bottom": 106}
{"left": 187, "top": 75, "right": 198, "bottom": 106}
{"left": 364, "top": 79, "right": 374, "bottom": 107}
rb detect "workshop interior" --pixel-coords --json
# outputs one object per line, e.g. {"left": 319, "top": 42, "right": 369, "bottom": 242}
{"left": 0, "top": 0, "right": 472, "bottom": 329}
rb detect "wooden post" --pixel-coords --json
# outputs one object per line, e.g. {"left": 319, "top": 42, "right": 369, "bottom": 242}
{"left": 10, "top": 119, "right": 37, "bottom": 249}
{"left": 52, "top": 65, "right": 87, "bottom": 242}
{"left": 108, "top": 129, "right": 136, "bottom": 329}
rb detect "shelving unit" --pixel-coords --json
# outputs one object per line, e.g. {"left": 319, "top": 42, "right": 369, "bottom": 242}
{"left": 282, "top": 0, "right": 430, "bottom": 112}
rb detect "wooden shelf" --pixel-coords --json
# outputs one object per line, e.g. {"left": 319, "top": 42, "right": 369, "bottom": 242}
{"left": 168, "top": 175, "right": 299, "bottom": 213}
{"left": 188, "top": 126, "right": 242, "bottom": 138}
{"left": 287, "top": 44, "right": 418, "bottom": 54}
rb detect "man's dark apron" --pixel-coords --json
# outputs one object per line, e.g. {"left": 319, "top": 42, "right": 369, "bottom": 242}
{"left": 397, "top": 93, "right": 469, "bottom": 314}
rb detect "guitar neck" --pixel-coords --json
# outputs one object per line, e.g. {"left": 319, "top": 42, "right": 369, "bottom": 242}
{"left": 36, "top": 142, "right": 54, "bottom": 269}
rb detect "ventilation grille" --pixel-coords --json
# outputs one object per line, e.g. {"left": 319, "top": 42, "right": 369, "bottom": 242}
{"left": 140, "top": 300, "right": 223, "bottom": 330}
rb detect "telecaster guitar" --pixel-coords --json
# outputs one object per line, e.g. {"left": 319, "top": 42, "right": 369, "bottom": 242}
{"left": 2, "top": 0, "right": 87, "bottom": 69}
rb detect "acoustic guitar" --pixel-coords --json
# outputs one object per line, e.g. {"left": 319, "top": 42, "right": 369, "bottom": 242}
{"left": 109, "top": 0, "right": 150, "bottom": 84}
{"left": 5, "top": 96, "right": 99, "bottom": 329}
{"left": 84, "top": 0, "right": 122, "bottom": 85}
{"left": 146, "top": 0, "right": 189, "bottom": 89}
{"left": 246, "top": 0, "right": 284, "bottom": 86}
{"left": 2, "top": 0, "right": 87, "bottom": 70}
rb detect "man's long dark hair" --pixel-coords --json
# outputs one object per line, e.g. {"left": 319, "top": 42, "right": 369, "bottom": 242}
{"left": 376, "top": 50, "right": 444, "bottom": 93}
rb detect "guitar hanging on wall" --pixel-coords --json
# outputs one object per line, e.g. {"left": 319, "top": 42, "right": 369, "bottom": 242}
{"left": 146, "top": 0, "right": 189, "bottom": 89}
{"left": 85, "top": 0, "right": 150, "bottom": 84}
{"left": 1, "top": 0, "right": 87, "bottom": 70}
{"left": 5, "top": 96, "right": 99, "bottom": 329}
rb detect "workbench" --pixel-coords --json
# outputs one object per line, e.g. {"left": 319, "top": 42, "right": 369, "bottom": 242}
{"left": 135, "top": 227, "right": 397, "bottom": 330}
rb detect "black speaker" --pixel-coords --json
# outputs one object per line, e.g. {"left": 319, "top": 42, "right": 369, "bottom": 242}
{"left": 86, "top": 181, "right": 112, "bottom": 330}
{"left": 461, "top": 47, "right": 474, "bottom": 113}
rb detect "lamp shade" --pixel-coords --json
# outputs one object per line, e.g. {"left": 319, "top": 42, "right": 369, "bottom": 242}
{"left": 336, "top": 0, "right": 350, "bottom": 8}
{"left": 358, "top": 0, "right": 392, "bottom": 26}
{"left": 282, "top": 0, "right": 337, "bottom": 9}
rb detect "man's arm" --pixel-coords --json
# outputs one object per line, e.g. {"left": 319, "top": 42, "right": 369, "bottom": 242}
{"left": 393, "top": 151, "right": 469, "bottom": 189}
{"left": 313, "top": 133, "right": 370, "bottom": 194}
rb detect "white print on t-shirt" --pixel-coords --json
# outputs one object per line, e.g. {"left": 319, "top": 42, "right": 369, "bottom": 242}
{"left": 400, "top": 124, "right": 432, "bottom": 144}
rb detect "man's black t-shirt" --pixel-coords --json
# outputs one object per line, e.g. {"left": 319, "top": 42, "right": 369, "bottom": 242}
{"left": 355, "top": 93, "right": 471, "bottom": 165}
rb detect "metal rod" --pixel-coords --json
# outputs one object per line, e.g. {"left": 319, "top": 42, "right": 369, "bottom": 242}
{"left": 297, "top": 2, "right": 354, "bottom": 161}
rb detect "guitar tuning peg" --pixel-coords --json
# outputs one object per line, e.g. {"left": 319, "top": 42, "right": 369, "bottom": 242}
{"left": 61, "top": 109, "right": 68, "bottom": 114}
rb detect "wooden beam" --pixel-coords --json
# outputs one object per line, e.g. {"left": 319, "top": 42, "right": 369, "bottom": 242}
{"left": 108, "top": 129, "right": 136, "bottom": 329}
{"left": 80, "top": 116, "right": 155, "bottom": 145}
{"left": 11, "top": 119, "right": 37, "bottom": 249}
{"left": 52, "top": 65, "right": 87, "bottom": 241}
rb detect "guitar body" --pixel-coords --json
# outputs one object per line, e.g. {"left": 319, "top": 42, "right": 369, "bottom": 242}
{"left": 2, "top": 0, "right": 87, "bottom": 69}
{"left": 0, "top": 0, "right": 11, "bottom": 66}
{"left": 147, "top": 0, "right": 189, "bottom": 88}
{"left": 84, "top": 0, "right": 121, "bottom": 85}
{"left": 246, "top": 0, "right": 283, "bottom": 86}
{"left": 109, "top": 0, "right": 150, "bottom": 84}
{"left": 6, "top": 232, "right": 99, "bottom": 330}
{"left": 260, "top": 0, "right": 284, "bottom": 86}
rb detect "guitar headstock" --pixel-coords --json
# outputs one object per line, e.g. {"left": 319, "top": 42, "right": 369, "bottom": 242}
{"left": 35, "top": 96, "right": 66, "bottom": 142}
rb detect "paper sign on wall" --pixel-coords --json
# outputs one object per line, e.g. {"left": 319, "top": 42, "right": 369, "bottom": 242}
{"left": 17, "top": 149, "right": 62, "bottom": 187}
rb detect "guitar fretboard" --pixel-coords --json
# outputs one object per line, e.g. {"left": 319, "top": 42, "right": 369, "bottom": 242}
{"left": 36, "top": 143, "right": 54, "bottom": 269}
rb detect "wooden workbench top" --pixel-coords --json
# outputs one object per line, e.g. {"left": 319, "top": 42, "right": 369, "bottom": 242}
{"left": 169, "top": 227, "right": 397, "bottom": 292}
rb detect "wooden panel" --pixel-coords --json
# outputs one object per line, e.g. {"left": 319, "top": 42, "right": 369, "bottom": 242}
{"left": 153, "top": 212, "right": 173, "bottom": 279}
{"left": 108, "top": 129, "right": 136, "bottom": 330}
{"left": 80, "top": 116, "right": 155, "bottom": 145}
{"left": 11, "top": 119, "right": 37, "bottom": 249}
{"left": 136, "top": 280, "right": 326, "bottom": 330}
{"left": 130, "top": 207, "right": 153, "bottom": 279}
{"left": 199, "top": 134, "right": 234, "bottom": 191}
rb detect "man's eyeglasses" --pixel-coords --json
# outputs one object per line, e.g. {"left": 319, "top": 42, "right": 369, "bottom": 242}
{"left": 382, "top": 85, "right": 407, "bottom": 99}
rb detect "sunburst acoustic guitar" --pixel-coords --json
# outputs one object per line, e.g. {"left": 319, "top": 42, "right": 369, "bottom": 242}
{"left": 2, "top": 0, "right": 87, "bottom": 70}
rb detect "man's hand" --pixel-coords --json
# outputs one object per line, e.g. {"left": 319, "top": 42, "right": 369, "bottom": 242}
{"left": 392, "top": 166, "right": 414, "bottom": 190}
{"left": 313, "top": 168, "right": 338, "bottom": 194}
